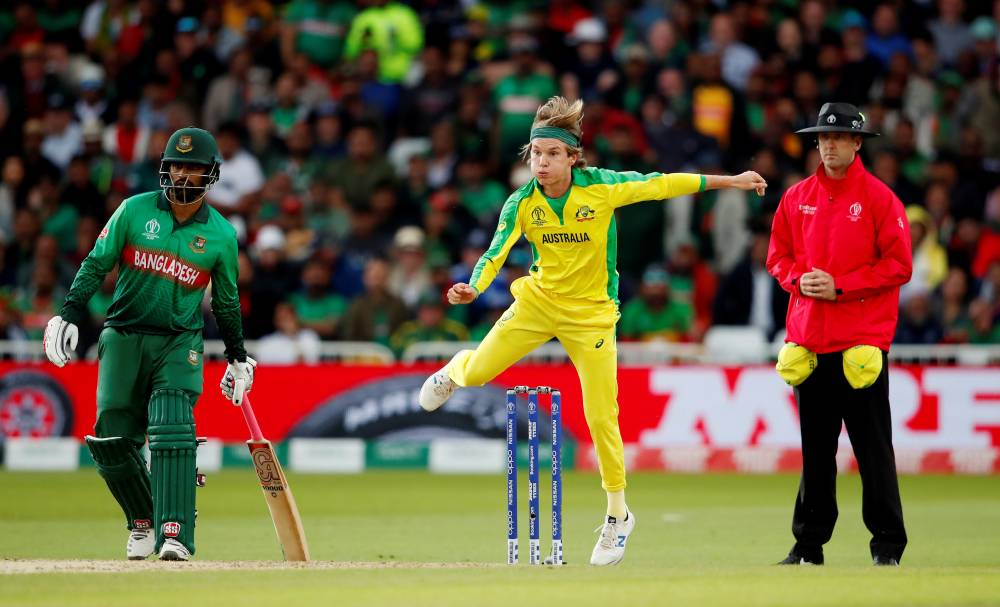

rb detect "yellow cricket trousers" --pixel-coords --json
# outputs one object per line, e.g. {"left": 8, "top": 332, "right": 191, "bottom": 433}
{"left": 447, "top": 276, "right": 626, "bottom": 491}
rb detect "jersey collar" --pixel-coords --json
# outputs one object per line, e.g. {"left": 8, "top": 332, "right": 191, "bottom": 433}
{"left": 158, "top": 192, "right": 210, "bottom": 224}
{"left": 816, "top": 154, "right": 864, "bottom": 191}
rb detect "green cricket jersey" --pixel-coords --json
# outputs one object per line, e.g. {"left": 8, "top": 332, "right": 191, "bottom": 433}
{"left": 60, "top": 191, "right": 247, "bottom": 361}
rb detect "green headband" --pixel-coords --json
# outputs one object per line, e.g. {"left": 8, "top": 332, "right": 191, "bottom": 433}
{"left": 529, "top": 126, "right": 580, "bottom": 147}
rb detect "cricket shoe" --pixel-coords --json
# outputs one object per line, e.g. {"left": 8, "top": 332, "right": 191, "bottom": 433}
{"left": 418, "top": 365, "right": 458, "bottom": 412}
{"left": 158, "top": 539, "right": 191, "bottom": 561}
{"left": 126, "top": 528, "right": 155, "bottom": 560}
{"left": 590, "top": 509, "right": 635, "bottom": 566}
{"left": 777, "top": 552, "right": 824, "bottom": 565}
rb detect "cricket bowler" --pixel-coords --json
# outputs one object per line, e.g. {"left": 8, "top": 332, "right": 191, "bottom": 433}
{"left": 43, "top": 127, "right": 257, "bottom": 561}
{"left": 418, "top": 96, "right": 768, "bottom": 565}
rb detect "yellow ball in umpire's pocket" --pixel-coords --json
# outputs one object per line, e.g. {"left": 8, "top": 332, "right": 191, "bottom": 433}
{"left": 842, "top": 345, "right": 883, "bottom": 389}
{"left": 775, "top": 343, "right": 817, "bottom": 386}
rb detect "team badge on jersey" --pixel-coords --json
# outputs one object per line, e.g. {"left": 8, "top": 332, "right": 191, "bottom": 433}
{"left": 188, "top": 350, "right": 199, "bottom": 366}
{"left": 189, "top": 235, "right": 207, "bottom": 253}
{"left": 531, "top": 206, "right": 548, "bottom": 226}
{"left": 143, "top": 219, "right": 161, "bottom": 240}
{"left": 176, "top": 135, "right": 193, "bottom": 153}
{"left": 575, "top": 205, "right": 595, "bottom": 221}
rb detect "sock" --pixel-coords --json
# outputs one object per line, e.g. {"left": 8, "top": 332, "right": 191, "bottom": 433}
{"left": 606, "top": 490, "right": 627, "bottom": 520}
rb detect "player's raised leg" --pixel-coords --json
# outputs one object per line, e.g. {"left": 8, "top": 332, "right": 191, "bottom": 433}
{"left": 419, "top": 279, "right": 554, "bottom": 411}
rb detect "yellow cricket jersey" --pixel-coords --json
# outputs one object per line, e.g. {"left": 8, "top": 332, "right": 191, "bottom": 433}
{"left": 470, "top": 167, "right": 705, "bottom": 305}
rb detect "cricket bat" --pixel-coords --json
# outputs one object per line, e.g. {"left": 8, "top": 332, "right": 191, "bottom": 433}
{"left": 239, "top": 394, "right": 310, "bottom": 561}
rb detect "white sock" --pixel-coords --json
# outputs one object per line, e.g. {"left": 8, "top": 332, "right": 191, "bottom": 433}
{"left": 606, "top": 490, "right": 627, "bottom": 520}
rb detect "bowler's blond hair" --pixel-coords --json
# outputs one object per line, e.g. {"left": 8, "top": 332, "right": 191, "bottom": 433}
{"left": 520, "top": 96, "right": 587, "bottom": 168}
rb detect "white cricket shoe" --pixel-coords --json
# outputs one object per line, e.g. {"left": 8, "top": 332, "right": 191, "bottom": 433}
{"left": 158, "top": 538, "right": 191, "bottom": 561}
{"left": 418, "top": 365, "right": 458, "bottom": 412}
{"left": 590, "top": 509, "right": 635, "bottom": 566}
{"left": 126, "top": 528, "right": 155, "bottom": 560}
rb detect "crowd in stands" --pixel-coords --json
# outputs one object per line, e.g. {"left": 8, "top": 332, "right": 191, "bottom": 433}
{"left": 1, "top": 0, "right": 1000, "bottom": 363}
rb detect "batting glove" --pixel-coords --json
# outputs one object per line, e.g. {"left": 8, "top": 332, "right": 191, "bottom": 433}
{"left": 221, "top": 356, "right": 257, "bottom": 406}
{"left": 43, "top": 316, "right": 79, "bottom": 367}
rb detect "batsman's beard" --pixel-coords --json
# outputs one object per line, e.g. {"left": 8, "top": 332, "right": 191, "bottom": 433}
{"left": 169, "top": 174, "right": 208, "bottom": 205}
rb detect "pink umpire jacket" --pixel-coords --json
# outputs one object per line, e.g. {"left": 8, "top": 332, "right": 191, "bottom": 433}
{"left": 766, "top": 155, "right": 913, "bottom": 353}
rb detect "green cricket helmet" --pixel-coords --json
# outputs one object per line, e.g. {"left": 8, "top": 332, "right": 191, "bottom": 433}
{"left": 159, "top": 127, "right": 222, "bottom": 205}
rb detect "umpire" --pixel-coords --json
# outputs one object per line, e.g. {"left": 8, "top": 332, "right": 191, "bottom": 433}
{"left": 766, "top": 102, "right": 913, "bottom": 566}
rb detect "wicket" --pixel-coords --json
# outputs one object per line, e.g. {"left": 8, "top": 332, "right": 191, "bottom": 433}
{"left": 506, "top": 385, "right": 563, "bottom": 565}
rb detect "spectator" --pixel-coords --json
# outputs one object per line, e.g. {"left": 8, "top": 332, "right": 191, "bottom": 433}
{"left": 493, "top": 36, "right": 557, "bottom": 162}
{"left": 457, "top": 156, "right": 506, "bottom": 228}
{"left": 16, "top": 261, "right": 64, "bottom": 340}
{"left": 102, "top": 98, "right": 150, "bottom": 168}
{"left": 837, "top": 11, "right": 882, "bottom": 107}
{"left": 323, "top": 121, "right": 395, "bottom": 209}
{"left": 281, "top": 0, "right": 357, "bottom": 69}
{"left": 41, "top": 94, "right": 83, "bottom": 171}
{"left": 173, "top": 17, "right": 224, "bottom": 105}
{"left": 256, "top": 302, "right": 322, "bottom": 364}
{"left": 80, "top": 120, "right": 114, "bottom": 194}
{"left": 426, "top": 120, "right": 458, "bottom": 189}
{"left": 270, "top": 71, "right": 307, "bottom": 136}
{"left": 62, "top": 155, "right": 104, "bottom": 220}
{"left": 244, "top": 99, "right": 287, "bottom": 176}
{"left": 74, "top": 70, "right": 108, "bottom": 125}
{"left": 31, "top": 176, "right": 78, "bottom": 254}
{"left": 901, "top": 205, "right": 948, "bottom": 303}
{"left": 311, "top": 101, "right": 345, "bottom": 159}
{"left": 895, "top": 292, "right": 945, "bottom": 344}
{"left": 929, "top": 0, "right": 972, "bottom": 66}
{"left": 867, "top": 4, "right": 913, "bottom": 67}
{"left": 619, "top": 267, "right": 691, "bottom": 342}
{"left": 389, "top": 290, "right": 468, "bottom": 355}
{"left": 713, "top": 224, "right": 789, "bottom": 341}
{"left": 247, "top": 225, "right": 299, "bottom": 338}
{"left": 0, "top": 157, "right": 28, "bottom": 239}
{"left": 963, "top": 298, "right": 1000, "bottom": 343}
{"left": 208, "top": 122, "right": 264, "bottom": 214}
{"left": 645, "top": 19, "right": 688, "bottom": 71}
{"left": 700, "top": 12, "right": 759, "bottom": 91}
{"left": 388, "top": 226, "right": 432, "bottom": 310}
{"left": 4, "top": 209, "right": 40, "bottom": 289}
{"left": 937, "top": 267, "right": 973, "bottom": 342}
{"left": 202, "top": 47, "right": 265, "bottom": 133}
{"left": 566, "top": 18, "right": 618, "bottom": 102}
{"left": 276, "top": 121, "right": 323, "bottom": 195}
{"left": 666, "top": 242, "right": 717, "bottom": 340}
{"left": 343, "top": 0, "right": 423, "bottom": 84}
{"left": 340, "top": 256, "right": 408, "bottom": 344}
{"left": 0, "top": 295, "right": 30, "bottom": 357}
{"left": 401, "top": 46, "right": 460, "bottom": 137}
{"left": 289, "top": 258, "right": 347, "bottom": 339}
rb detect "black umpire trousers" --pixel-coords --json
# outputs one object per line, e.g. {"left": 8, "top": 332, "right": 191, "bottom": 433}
{"left": 790, "top": 351, "right": 908, "bottom": 561}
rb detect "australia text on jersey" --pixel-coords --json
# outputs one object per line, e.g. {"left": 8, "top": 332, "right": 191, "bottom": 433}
{"left": 540, "top": 232, "right": 592, "bottom": 244}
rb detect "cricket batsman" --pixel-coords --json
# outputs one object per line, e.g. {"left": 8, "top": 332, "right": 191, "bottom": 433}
{"left": 42, "top": 127, "right": 256, "bottom": 561}
{"left": 418, "top": 96, "right": 767, "bottom": 565}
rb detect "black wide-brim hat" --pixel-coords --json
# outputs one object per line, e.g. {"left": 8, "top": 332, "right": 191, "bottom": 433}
{"left": 795, "top": 102, "right": 879, "bottom": 137}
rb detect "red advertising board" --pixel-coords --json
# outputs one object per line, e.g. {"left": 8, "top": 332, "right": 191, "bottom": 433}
{"left": 2, "top": 362, "right": 999, "bottom": 451}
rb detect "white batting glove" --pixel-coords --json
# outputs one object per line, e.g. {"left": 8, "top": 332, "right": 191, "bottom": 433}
{"left": 220, "top": 356, "right": 256, "bottom": 405}
{"left": 42, "top": 316, "right": 78, "bottom": 367}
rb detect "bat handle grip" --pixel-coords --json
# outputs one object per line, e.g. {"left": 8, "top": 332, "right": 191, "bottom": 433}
{"left": 240, "top": 395, "right": 265, "bottom": 442}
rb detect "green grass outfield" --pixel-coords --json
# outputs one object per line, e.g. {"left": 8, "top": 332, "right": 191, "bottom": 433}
{"left": 1, "top": 471, "right": 998, "bottom": 606}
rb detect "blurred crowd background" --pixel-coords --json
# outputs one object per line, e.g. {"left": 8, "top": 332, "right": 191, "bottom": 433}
{"left": 1, "top": 0, "right": 1000, "bottom": 363}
